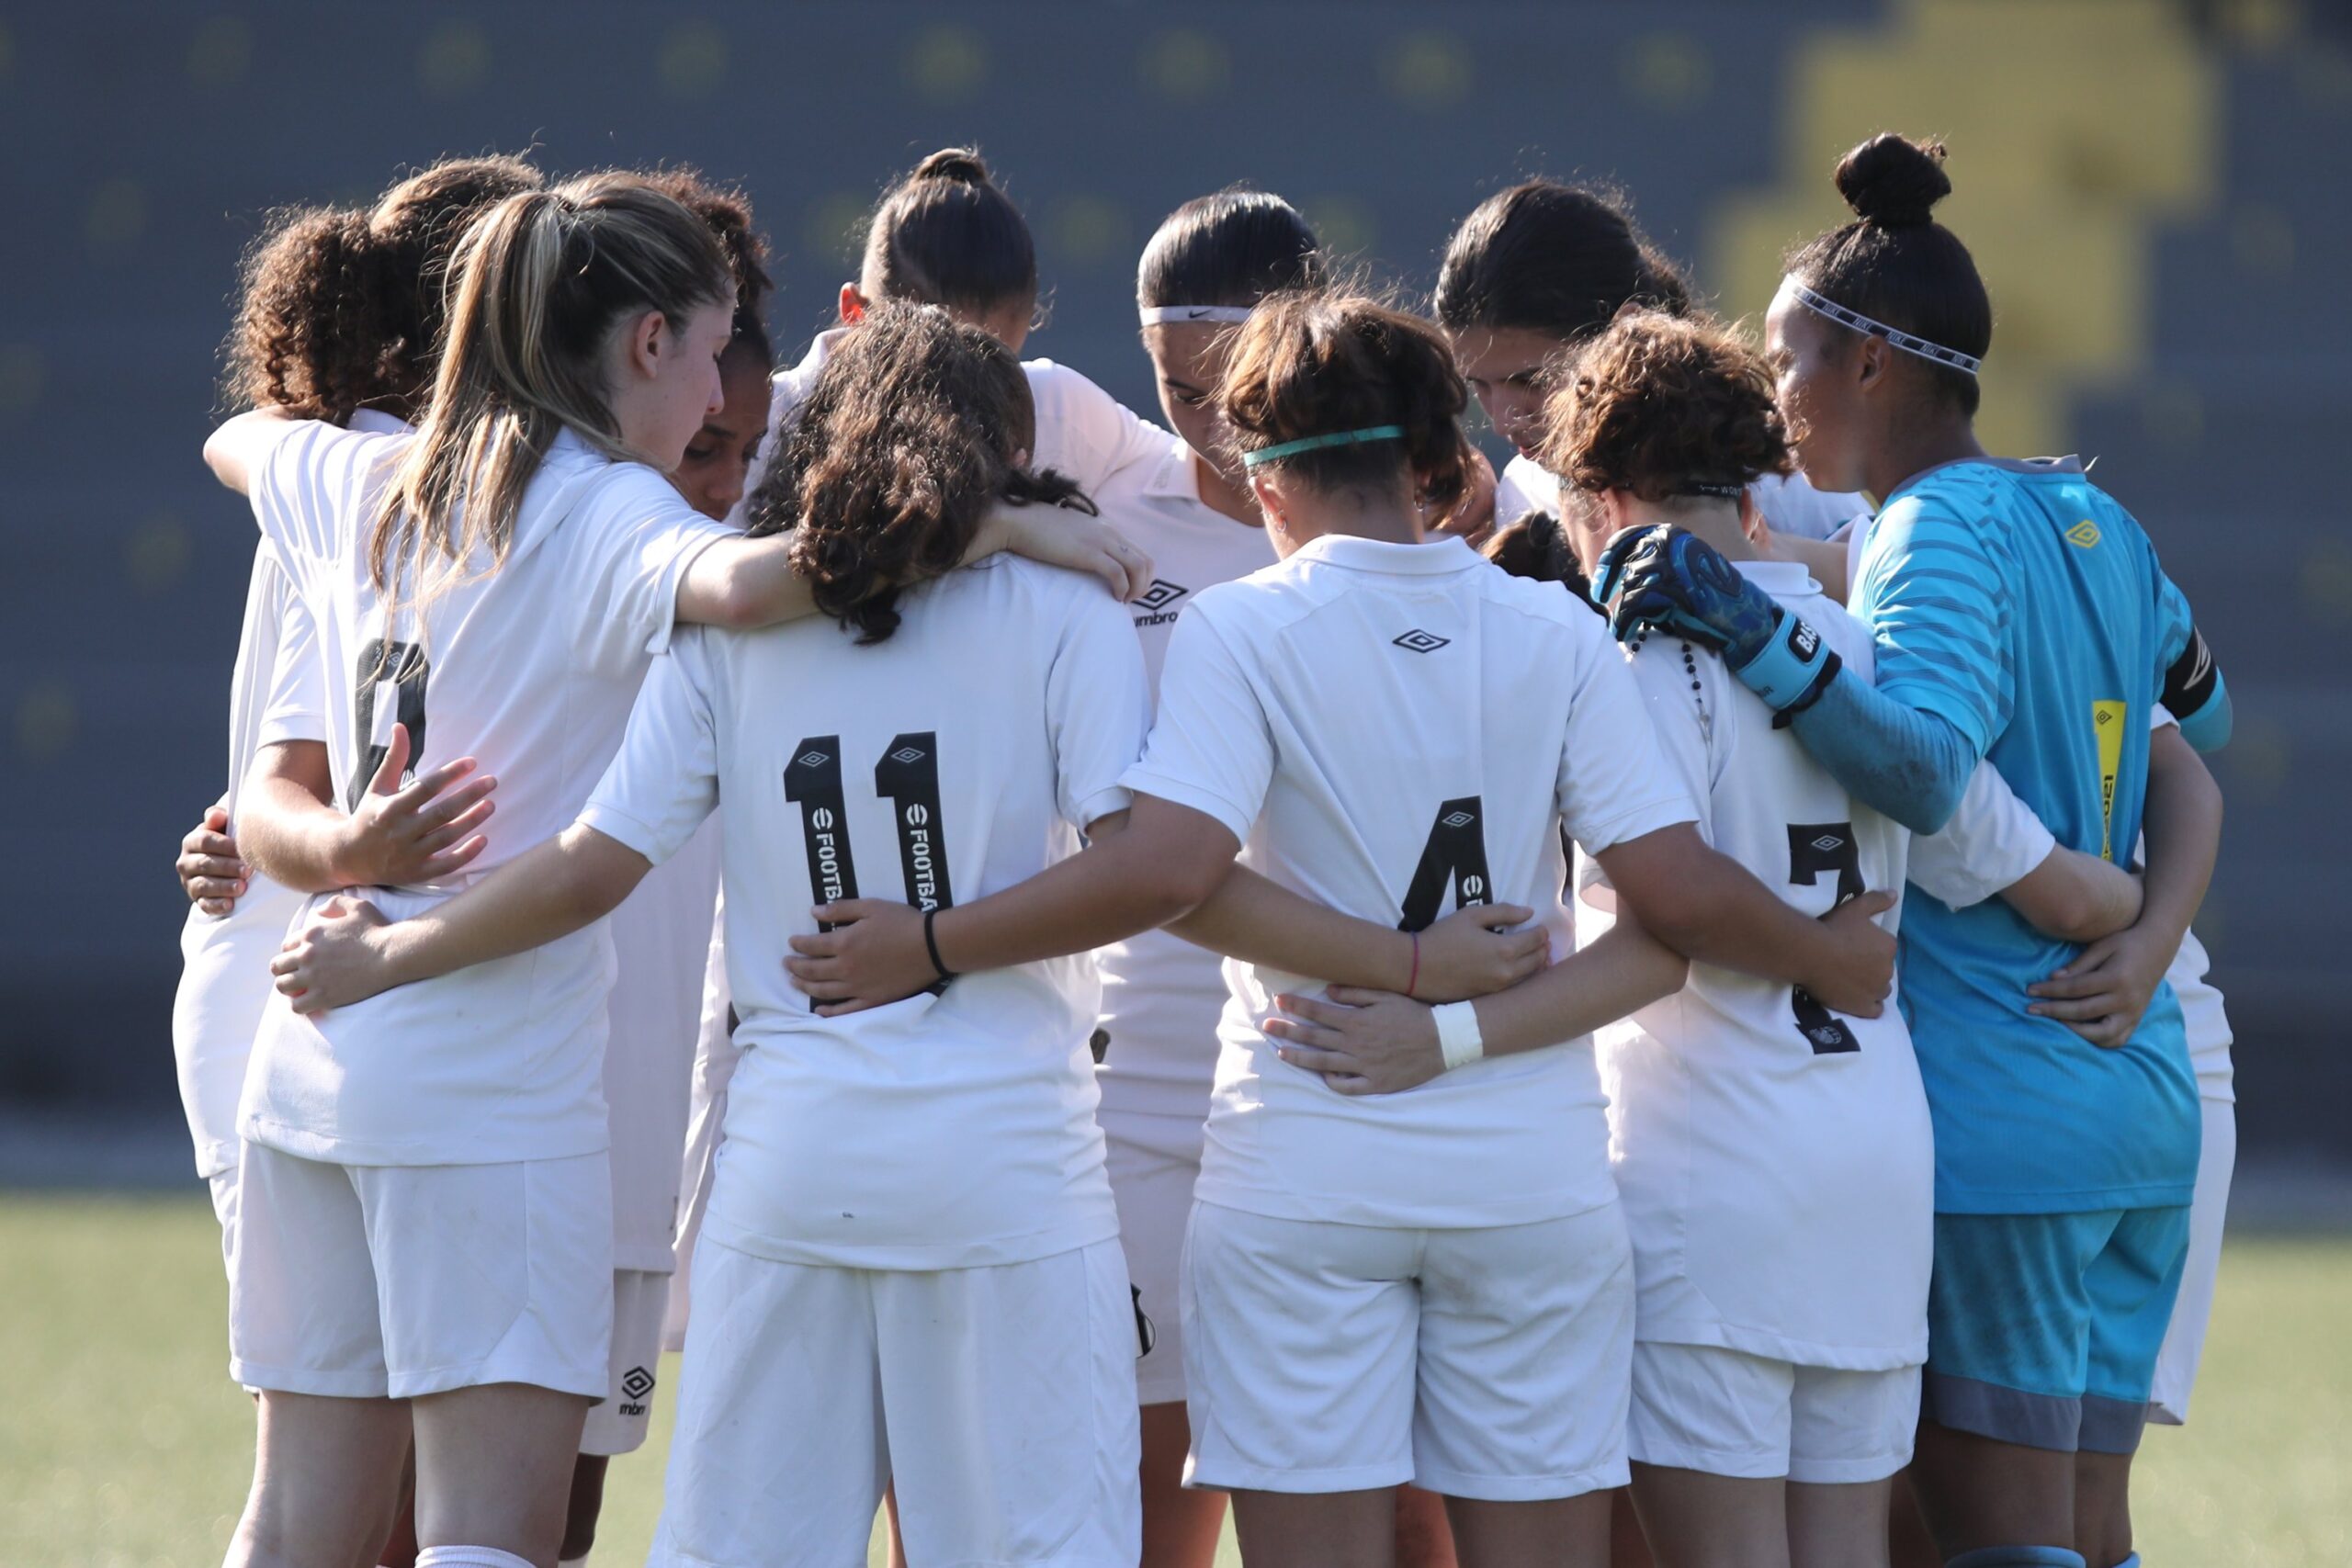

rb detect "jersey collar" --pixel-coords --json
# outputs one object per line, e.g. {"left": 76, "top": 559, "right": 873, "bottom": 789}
{"left": 1885, "top": 453, "right": 2086, "bottom": 506}
{"left": 1290, "top": 532, "right": 1483, "bottom": 575}
{"left": 1731, "top": 558, "right": 1821, "bottom": 597}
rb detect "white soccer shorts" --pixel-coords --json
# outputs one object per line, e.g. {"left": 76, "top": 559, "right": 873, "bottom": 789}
{"left": 650, "top": 1235, "right": 1141, "bottom": 1567}
{"left": 1627, "top": 1341, "right": 1920, "bottom": 1483}
{"left": 1181, "top": 1201, "right": 1634, "bottom": 1500}
{"left": 228, "top": 1142, "right": 612, "bottom": 1401}
{"left": 207, "top": 1163, "right": 241, "bottom": 1281}
{"left": 1104, "top": 1118, "right": 1202, "bottom": 1407}
{"left": 2150, "top": 1092, "right": 2237, "bottom": 1425}
{"left": 580, "top": 1268, "right": 673, "bottom": 1456}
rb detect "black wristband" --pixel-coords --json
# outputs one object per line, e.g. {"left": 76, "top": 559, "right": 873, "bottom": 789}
{"left": 922, "top": 907, "right": 956, "bottom": 983}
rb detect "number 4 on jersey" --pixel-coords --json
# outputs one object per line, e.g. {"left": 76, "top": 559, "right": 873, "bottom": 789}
{"left": 1399, "top": 796, "right": 1493, "bottom": 932}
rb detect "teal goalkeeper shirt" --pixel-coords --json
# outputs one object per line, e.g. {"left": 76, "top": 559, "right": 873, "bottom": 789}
{"left": 1854, "top": 457, "right": 2199, "bottom": 1214}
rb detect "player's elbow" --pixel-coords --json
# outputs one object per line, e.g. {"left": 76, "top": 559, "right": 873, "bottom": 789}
{"left": 1148, "top": 854, "right": 1236, "bottom": 926}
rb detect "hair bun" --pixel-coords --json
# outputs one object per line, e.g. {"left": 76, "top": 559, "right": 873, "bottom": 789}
{"left": 1833, "top": 134, "right": 1951, "bottom": 228}
{"left": 912, "top": 148, "right": 991, "bottom": 186}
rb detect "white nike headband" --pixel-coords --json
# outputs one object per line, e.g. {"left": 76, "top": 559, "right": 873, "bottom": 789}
{"left": 1138, "top": 304, "right": 1255, "bottom": 325}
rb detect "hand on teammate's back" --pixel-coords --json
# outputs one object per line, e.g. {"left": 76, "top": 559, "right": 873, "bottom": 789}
{"left": 785, "top": 899, "right": 933, "bottom": 1016}
{"left": 2027, "top": 922, "right": 2174, "bottom": 1047}
{"left": 1807, "top": 890, "right": 1899, "bottom": 1018}
{"left": 1410, "top": 900, "right": 1551, "bottom": 1001}
{"left": 269, "top": 895, "right": 394, "bottom": 1014}
{"left": 335, "top": 724, "right": 498, "bottom": 888}
{"left": 176, "top": 804, "right": 246, "bottom": 915}
{"left": 986, "top": 502, "right": 1158, "bottom": 604}
{"left": 1265, "top": 987, "right": 1445, "bottom": 1096}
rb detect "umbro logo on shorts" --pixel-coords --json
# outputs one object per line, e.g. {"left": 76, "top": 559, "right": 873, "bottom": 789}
{"left": 1392, "top": 628, "right": 1450, "bottom": 654}
{"left": 1134, "top": 580, "right": 1188, "bottom": 613}
{"left": 621, "top": 1365, "right": 656, "bottom": 1401}
{"left": 2066, "top": 519, "right": 2101, "bottom": 548}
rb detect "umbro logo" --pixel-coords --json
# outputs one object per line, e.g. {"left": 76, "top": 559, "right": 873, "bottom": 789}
{"left": 889, "top": 746, "right": 927, "bottom": 764}
{"left": 2065, "top": 520, "right": 2101, "bottom": 548}
{"left": 1392, "top": 628, "right": 1450, "bottom": 654}
{"left": 2096, "top": 707, "right": 2116, "bottom": 728}
{"left": 1442, "top": 810, "right": 1476, "bottom": 829}
{"left": 796, "top": 750, "right": 831, "bottom": 769}
{"left": 1810, "top": 833, "right": 1845, "bottom": 852}
{"left": 620, "top": 1366, "right": 655, "bottom": 1401}
{"left": 1134, "top": 580, "right": 1188, "bottom": 613}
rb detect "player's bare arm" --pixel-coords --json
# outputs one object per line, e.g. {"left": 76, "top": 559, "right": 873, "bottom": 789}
{"left": 786, "top": 795, "right": 1238, "bottom": 1015}
{"left": 1264, "top": 915, "right": 1688, "bottom": 1096}
{"left": 1596, "top": 820, "right": 1897, "bottom": 1018}
{"left": 2030, "top": 724, "right": 2223, "bottom": 1047}
{"left": 271, "top": 821, "right": 652, "bottom": 1013}
{"left": 233, "top": 726, "right": 497, "bottom": 894}
{"left": 1998, "top": 844, "right": 2145, "bottom": 946}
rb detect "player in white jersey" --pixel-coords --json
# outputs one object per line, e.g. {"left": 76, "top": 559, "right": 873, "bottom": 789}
{"left": 203, "top": 181, "right": 1148, "bottom": 1568}
{"left": 554, "top": 170, "right": 777, "bottom": 1568}
{"left": 266, "top": 306, "right": 1167, "bottom": 1566}
{"left": 1087, "top": 188, "right": 1317, "bottom": 1568}
{"left": 1526, "top": 309, "right": 1935, "bottom": 1567}
{"left": 727, "top": 147, "right": 1167, "bottom": 526}
{"left": 785, "top": 292, "right": 1900, "bottom": 1568}
{"left": 172, "top": 158, "right": 545, "bottom": 1277}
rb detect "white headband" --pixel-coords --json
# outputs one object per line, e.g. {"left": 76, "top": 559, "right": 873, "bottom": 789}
{"left": 1791, "top": 283, "right": 1982, "bottom": 376}
{"left": 1138, "top": 304, "right": 1254, "bottom": 326}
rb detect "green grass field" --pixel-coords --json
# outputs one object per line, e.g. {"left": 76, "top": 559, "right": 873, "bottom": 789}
{"left": 4, "top": 1195, "right": 2346, "bottom": 1566}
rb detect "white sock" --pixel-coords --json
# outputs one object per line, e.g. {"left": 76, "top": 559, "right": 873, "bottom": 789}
{"left": 413, "top": 1548, "right": 538, "bottom": 1568}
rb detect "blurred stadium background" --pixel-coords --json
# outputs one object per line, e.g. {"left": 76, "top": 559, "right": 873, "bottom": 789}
{"left": 1, "top": 1, "right": 2345, "bottom": 1183}
{"left": 5, "top": 2, "right": 2351, "bottom": 1562}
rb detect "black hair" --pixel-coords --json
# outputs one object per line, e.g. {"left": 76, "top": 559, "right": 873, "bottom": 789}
{"left": 1137, "top": 189, "right": 1324, "bottom": 310}
{"left": 1783, "top": 134, "right": 1990, "bottom": 416}
{"left": 859, "top": 148, "right": 1037, "bottom": 318}
{"left": 1434, "top": 180, "right": 1692, "bottom": 345}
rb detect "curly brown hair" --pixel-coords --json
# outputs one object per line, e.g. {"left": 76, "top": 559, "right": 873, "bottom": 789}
{"left": 638, "top": 166, "right": 773, "bottom": 325}
{"left": 225, "top": 153, "right": 543, "bottom": 422}
{"left": 748, "top": 304, "right": 1091, "bottom": 644}
{"left": 1216, "top": 289, "right": 1470, "bottom": 512}
{"left": 1538, "top": 308, "right": 1792, "bottom": 504}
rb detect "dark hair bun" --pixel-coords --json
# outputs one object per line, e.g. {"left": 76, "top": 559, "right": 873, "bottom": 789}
{"left": 1834, "top": 134, "right": 1951, "bottom": 229}
{"left": 913, "top": 148, "right": 991, "bottom": 186}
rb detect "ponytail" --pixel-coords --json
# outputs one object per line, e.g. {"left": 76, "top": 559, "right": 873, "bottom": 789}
{"left": 858, "top": 148, "right": 1037, "bottom": 318}
{"left": 367, "top": 174, "right": 733, "bottom": 617}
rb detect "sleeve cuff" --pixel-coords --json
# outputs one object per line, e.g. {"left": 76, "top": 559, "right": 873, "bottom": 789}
{"left": 256, "top": 716, "right": 327, "bottom": 749}
{"left": 1571, "top": 793, "right": 1700, "bottom": 857}
{"left": 1068, "top": 784, "right": 1133, "bottom": 833}
{"left": 1118, "top": 767, "right": 1257, "bottom": 847}
{"left": 644, "top": 529, "right": 732, "bottom": 656}
{"left": 579, "top": 800, "right": 672, "bottom": 866}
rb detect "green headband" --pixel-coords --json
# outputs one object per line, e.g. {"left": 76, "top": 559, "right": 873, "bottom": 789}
{"left": 1240, "top": 425, "right": 1407, "bottom": 469}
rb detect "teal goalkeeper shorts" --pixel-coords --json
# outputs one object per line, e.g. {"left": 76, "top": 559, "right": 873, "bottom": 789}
{"left": 1922, "top": 1206, "right": 2192, "bottom": 1454}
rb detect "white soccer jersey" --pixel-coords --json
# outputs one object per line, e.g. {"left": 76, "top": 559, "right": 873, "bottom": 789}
{"left": 730, "top": 329, "right": 1167, "bottom": 525}
{"left": 1122, "top": 533, "right": 1696, "bottom": 1230}
{"left": 603, "top": 811, "right": 724, "bottom": 1269}
{"left": 1493, "top": 452, "right": 1560, "bottom": 529}
{"left": 1907, "top": 711, "right": 2233, "bottom": 1086}
{"left": 239, "top": 422, "right": 732, "bottom": 1166}
{"left": 171, "top": 543, "right": 330, "bottom": 1179}
{"left": 1087, "top": 435, "right": 1279, "bottom": 1141}
{"left": 1589, "top": 559, "right": 1931, "bottom": 1370}
{"left": 1492, "top": 455, "right": 1864, "bottom": 544}
{"left": 581, "top": 554, "right": 1150, "bottom": 1270}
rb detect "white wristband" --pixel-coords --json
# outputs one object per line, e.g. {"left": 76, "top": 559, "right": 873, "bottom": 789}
{"left": 1432, "top": 1000, "right": 1485, "bottom": 1071}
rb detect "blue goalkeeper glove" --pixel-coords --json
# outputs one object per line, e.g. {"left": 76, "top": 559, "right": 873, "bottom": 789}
{"left": 1589, "top": 525, "right": 1841, "bottom": 715}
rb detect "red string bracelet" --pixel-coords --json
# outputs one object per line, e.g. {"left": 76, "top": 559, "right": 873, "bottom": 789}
{"left": 1406, "top": 931, "right": 1420, "bottom": 998}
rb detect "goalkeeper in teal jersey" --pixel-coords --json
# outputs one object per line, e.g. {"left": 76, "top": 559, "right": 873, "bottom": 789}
{"left": 1597, "top": 135, "right": 2228, "bottom": 1568}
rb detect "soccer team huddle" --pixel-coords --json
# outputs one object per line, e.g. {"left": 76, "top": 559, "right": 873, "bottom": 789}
{"left": 172, "top": 130, "right": 2235, "bottom": 1568}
